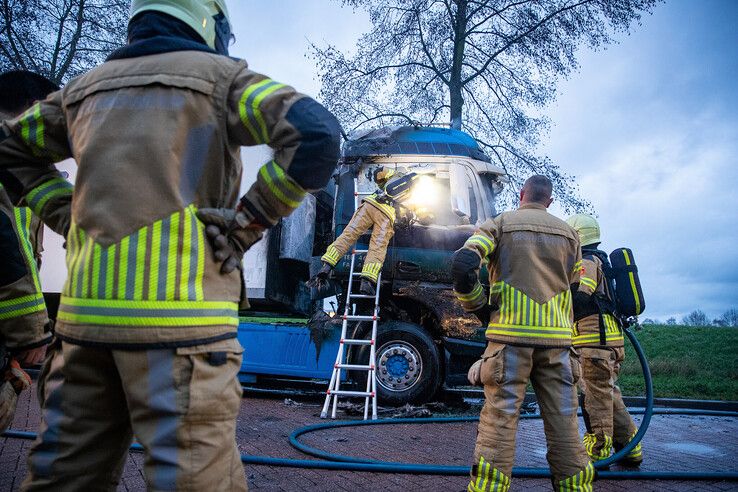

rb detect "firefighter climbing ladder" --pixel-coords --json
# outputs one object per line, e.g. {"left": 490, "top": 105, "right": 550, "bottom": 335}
{"left": 321, "top": 180, "right": 380, "bottom": 420}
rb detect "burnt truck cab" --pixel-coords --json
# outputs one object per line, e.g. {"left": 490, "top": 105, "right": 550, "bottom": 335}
{"left": 314, "top": 126, "right": 508, "bottom": 404}
{"left": 237, "top": 125, "right": 506, "bottom": 405}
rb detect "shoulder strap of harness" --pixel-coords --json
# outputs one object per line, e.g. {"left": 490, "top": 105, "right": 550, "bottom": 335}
{"left": 582, "top": 248, "right": 621, "bottom": 345}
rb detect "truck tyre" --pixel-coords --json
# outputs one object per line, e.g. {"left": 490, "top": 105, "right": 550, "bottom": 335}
{"left": 353, "top": 321, "right": 441, "bottom": 406}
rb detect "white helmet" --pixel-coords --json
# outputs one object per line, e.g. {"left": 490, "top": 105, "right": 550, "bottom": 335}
{"left": 566, "top": 214, "right": 601, "bottom": 247}
{"left": 130, "top": 0, "right": 231, "bottom": 53}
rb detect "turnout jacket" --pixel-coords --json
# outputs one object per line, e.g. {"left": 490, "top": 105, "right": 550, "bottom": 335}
{"left": 0, "top": 186, "right": 50, "bottom": 350}
{"left": 360, "top": 172, "right": 417, "bottom": 225}
{"left": 0, "top": 109, "right": 53, "bottom": 351}
{"left": 0, "top": 51, "right": 340, "bottom": 348}
{"left": 454, "top": 203, "right": 582, "bottom": 347}
{"left": 362, "top": 192, "right": 396, "bottom": 225}
{"left": 572, "top": 254, "right": 624, "bottom": 347}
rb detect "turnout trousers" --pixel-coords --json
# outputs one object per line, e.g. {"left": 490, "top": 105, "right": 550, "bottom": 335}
{"left": 469, "top": 343, "right": 594, "bottom": 492}
{"left": 321, "top": 202, "right": 394, "bottom": 283}
{"left": 23, "top": 338, "right": 247, "bottom": 492}
{"left": 579, "top": 346, "right": 641, "bottom": 463}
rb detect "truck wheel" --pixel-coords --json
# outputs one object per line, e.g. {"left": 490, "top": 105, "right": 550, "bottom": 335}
{"left": 354, "top": 321, "right": 441, "bottom": 406}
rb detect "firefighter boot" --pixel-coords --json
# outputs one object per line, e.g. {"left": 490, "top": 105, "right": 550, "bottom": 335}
{"left": 359, "top": 279, "right": 376, "bottom": 296}
{"left": 614, "top": 435, "right": 643, "bottom": 467}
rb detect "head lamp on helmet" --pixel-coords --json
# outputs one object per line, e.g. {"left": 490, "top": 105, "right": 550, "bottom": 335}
{"left": 130, "top": 0, "right": 233, "bottom": 55}
{"left": 566, "top": 213, "right": 600, "bottom": 247}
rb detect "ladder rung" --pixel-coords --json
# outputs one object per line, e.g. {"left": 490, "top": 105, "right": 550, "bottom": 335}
{"left": 352, "top": 249, "right": 369, "bottom": 254}
{"left": 340, "top": 338, "right": 373, "bottom": 345}
{"left": 354, "top": 191, "right": 373, "bottom": 196}
{"left": 343, "top": 315, "right": 378, "bottom": 321}
{"left": 348, "top": 294, "right": 375, "bottom": 299}
{"left": 335, "top": 363, "right": 374, "bottom": 370}
{"left": 327, "top": 389, "right": 375, "bottom": 397}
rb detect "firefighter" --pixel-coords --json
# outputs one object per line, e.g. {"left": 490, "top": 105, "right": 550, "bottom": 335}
{"left": 0, "top": 71, "right": 60, "bottom": 434}
{"left": 311, "top": 167, "right": 417, "bottom": 295}
{"left": 0, "top": 0, "right": 341, "bottom": 489}
{"left": 453, "top": 175, "right": 594, "bottom": 491}
{"left": 566, "top": 213, "right": 643, "bottom": 466}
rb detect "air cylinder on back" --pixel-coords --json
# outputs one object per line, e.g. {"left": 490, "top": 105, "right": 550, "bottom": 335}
{"left": 609, "top": 247, "right": 645, "bottom": 316}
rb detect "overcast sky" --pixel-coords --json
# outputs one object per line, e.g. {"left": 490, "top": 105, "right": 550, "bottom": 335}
{"left": 40, "top": 0, "right": 737, "bottom": 321}
{"left": 228, "top": 0, "right": 738, "bottom": 321}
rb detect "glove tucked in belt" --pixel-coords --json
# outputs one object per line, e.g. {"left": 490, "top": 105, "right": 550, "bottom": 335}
{"left": 196, "top": 208, "right": 265, "bottom": 274}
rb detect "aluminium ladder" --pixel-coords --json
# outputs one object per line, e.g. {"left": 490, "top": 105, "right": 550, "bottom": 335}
{"left": 320, "top": 180, "right": 380, "bottom": 420}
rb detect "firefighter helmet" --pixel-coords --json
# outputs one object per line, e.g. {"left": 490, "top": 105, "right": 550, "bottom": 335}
{"left": 130, "top": 0, "right": 232, "bottom": 54}
{"left": 0, "top": 71, "right": 59, "bottom": 116}
{"left": 374, "top": 167, "right": 396, "bottom": 185}
{"left": 566, "top": 214, "right": 600, "bottom": 247}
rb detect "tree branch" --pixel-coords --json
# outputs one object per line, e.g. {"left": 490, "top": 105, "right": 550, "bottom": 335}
{"left": 462, "top": 0, "right": 594, "bottom": 85}
{"left": 351, "top": 112, "right": 416, "bottom": 132}
{"left": 414, "top": 5, "right": 449, "bottom": 84}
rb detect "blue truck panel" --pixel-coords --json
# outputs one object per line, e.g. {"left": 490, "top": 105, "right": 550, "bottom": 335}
{"left": 343, "top": 126, "right": 491, "bottom": 163}
{"left": 237, "top": 320, "right": 340, "bottom": 382}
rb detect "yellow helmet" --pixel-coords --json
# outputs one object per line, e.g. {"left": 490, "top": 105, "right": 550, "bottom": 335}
{"left": 374, "top": 167, "right": 396, "bottom": 185}
{"left": 566, "top": 214, "right": 600, "bottom": 246}
{"left": 130, "top": 0, "right": 231, "bottom": 52}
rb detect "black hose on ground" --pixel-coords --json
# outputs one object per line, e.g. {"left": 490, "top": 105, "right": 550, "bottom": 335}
{"left": 3, "top": 329, "right": 738, "bottom": 480}
{"left": 597, "top": 327, "right": 652, "bottom": 467}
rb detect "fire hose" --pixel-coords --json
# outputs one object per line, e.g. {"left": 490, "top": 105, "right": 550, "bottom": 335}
{"left": 3, "top": 328, "right": 738, "bottom": 481}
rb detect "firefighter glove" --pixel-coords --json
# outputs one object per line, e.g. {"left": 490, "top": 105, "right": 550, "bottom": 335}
{"left": 196, "top": 208, "right": 264, "bottom": 274}
{"left": 1, "top": 359, "right": 32, "bottom": 432}
{"left": 451, "top": 249, "right": 481, "bottom": 293}
{"left": 306, "top": 262, "right": 333, "bottom": 290}
{"left": 467, "top": 359, "right": 483, "bottom": 386}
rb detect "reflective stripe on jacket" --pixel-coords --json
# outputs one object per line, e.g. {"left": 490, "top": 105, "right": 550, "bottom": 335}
{"left": 0, "top": 187, "right": 49, "bottom": 349}
{"left": 454, "top": 203, "right": 582, "bottom": 348}
{"left": 360, "top": 173, "right": 418, "bottom": 224}
{"left": 572, "top": 255, "right": 624, "bottom": 347}
{"left": 362, "top": 194, "right": 396, "bottom": 224}
{"left": 0, "top": 51, "right": 340, "bottom": 347}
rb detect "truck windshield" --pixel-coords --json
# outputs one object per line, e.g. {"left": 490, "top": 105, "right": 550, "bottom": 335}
{"left": 478, "top": 172, "right": 504, "bottom": 218}
{"left": 358, "top": 163, "right": 483, "bottom": 226}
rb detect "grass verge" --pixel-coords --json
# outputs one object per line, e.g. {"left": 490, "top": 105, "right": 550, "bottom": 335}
{"left": 618, "top": 324, "right": 738, "bottom": 401}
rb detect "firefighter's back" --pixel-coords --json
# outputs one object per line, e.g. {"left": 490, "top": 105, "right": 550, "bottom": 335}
{"left": 56, "top": 50, "right": 247, "bottom": 346}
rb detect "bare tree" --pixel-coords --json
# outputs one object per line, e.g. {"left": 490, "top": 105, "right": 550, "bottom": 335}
{"left": 682, "top": 309, "right": 709, "bottom": 327}
{"left": 0, "top": 0, "right": 128, "bottom": 85}
{"left": 311, "top": 0, "right": 659, "bottom": 210}
{"left": 719, "top": 308, "right": 738, "bottom": 327}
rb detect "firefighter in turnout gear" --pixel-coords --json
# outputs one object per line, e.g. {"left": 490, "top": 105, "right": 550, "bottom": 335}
{"left": 453, "top": 175, "right": 594, "bottom": 491}
{"left": 312, "top": 168, "right": 418, "bottom": 296}
{"left": 567, "top": 214, "right": 642, "bottom": 467}
{"left": 0, "top": 71, "right": 61, "bottom": 434}
{"left": 0, "top": 0, "right": 341, "bottom": 489}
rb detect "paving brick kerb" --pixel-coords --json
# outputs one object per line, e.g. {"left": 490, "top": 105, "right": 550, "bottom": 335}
{"left": 2, "top": 386, "right": 737, "bottom": 491}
